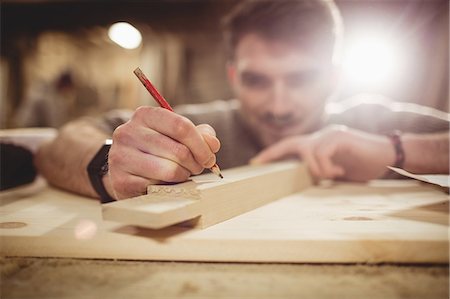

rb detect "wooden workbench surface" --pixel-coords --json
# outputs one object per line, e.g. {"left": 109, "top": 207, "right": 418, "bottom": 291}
{"left": 1, "top": 179, "right": 448, "bottom": 263}
{"left": 1, "top": 179, "right": 449, "bottom": 298}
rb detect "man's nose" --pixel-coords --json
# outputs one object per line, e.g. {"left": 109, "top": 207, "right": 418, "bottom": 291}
{"left": 269, "top": 81, "right": 291, "bottom": 116}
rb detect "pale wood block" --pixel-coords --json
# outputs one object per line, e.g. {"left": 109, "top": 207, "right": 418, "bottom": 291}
{"left": 102, "top": 161, "right": 312, "bottom": 229}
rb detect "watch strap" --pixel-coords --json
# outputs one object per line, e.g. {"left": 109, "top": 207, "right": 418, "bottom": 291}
{"left": 384, "top": 130, "right": 405, "bottom": 179}
{"left": 87, "top": 139, "right": 116, "bottom": 204}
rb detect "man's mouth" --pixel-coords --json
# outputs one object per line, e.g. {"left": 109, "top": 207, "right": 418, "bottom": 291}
{"left": 262, "top": 119, "right": 301, "bottom": 136}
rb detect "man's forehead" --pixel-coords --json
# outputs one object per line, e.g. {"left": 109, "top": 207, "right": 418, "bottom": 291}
{"left": 234, "top": 33, "right": 328, "bottom": 73}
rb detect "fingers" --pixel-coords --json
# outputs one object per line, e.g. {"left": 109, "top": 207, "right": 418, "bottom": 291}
{"left": 251, "top": 137, "right": 300, "bottom": 164}
{"left": 250, "top": 137, "right": 323, "bottom": 178}
{"left": 314, "top": 143, "right": 345, "bottom": 179}
{"left": 117, "top": 148, "right": 191, "bottom": 182}
{"left": 113, "top": 123, "right": 203, "bottom": 176}
{"left": 137, "top": 125, "right": 204, "bottom": 175}
{"left": 197, "top": 124, "right": 221, "bottom": 154}
{"left": 108, "top": 106, "right": 223, "bottom": 199}
{"left": 300, "top": 150, "right": 322, "bottom": 178}
{"left": 251, "top": 134, "right": 345, "bottom": 180}
{"left": 108, "top": 146, "right": 192, "bottom": 199}
{"left": 135, "top": 107, "right": 216, "bottom": 168}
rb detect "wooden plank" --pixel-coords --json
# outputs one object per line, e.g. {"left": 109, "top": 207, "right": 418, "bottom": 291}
{"left": 0, "top": 177, "right": 448, "bottom": 263}
{"left": 102, "top": 161, "right": 311, "bottom": 229}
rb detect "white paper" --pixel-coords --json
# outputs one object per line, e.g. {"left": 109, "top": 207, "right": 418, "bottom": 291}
{"left": 388, "top": 167, "right": 449, "bottom": 188}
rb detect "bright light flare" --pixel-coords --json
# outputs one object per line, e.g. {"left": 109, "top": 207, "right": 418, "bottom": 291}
{"left": 108, "top": 22, "right": 142, "bottom": 49}
{"left": 342, "top": 36, "right": 401, "bottom": 87}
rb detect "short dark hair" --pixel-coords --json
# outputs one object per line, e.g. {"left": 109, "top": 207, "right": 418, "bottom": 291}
{"left": 222, "top": 0, "right": 343, "bottom": 63}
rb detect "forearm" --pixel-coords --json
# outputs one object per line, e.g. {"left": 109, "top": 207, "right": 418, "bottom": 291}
{"left": 34, "top": 119, "right": 110, "bottom": 197}
{"left": 402, "top": 131, "right": 449, "bottom": 174}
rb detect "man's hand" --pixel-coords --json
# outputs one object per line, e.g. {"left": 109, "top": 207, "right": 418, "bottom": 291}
{"left": 106, "top": 106, "right": 220, "bottom": 199}
{"left": 251, "top": 125, "right": 395, "bottom": 182}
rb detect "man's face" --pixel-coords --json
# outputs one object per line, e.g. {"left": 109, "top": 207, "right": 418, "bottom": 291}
{"left": 228, "top": 34, "right": 336, "bottom": 147}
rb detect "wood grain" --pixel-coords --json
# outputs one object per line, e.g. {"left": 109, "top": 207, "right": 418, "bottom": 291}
{"left": 102, "top": 161, "right": 311, "bottom": 229}
{"left": 0, "top": 177, "right": 448, "bottom": 263}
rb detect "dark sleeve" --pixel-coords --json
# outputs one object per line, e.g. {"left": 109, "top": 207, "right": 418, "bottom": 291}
{"left": 0, "top": 143, "right": 36, "bottom": 191}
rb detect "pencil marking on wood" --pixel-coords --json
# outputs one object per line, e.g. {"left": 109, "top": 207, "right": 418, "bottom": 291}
{"left": 148, "top": 185, "right": 201, "bottom": 199}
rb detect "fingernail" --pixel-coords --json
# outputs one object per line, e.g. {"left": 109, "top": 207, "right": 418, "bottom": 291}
{"left": 198, "top": 124, "right": 216, "bottom": 136}
{"left": 204, "top": 155, "right": 215, "bottom": 167}
{"left": 203, "top": 127, "right": 215, "bottom": 136}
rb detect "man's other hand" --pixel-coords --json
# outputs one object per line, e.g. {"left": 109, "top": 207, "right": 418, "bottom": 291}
{"left": 251, "top": 125, "right": 395, "bottom": 182}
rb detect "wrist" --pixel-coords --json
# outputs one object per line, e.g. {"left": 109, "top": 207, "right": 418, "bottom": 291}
{"left": 102, "top": 172, "right": 117, "bottom": 201}
{"left": 400, "top": 132, "right": 449, "bottom": 174}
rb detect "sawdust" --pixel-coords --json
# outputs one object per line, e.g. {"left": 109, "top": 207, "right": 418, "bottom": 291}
{"left": 1, "top": 257, "right": 448, "bottom": 299}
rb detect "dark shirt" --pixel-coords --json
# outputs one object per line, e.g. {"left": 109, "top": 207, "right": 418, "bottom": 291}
{"left": 94, "top": 96, "right": 450, "bottom": 170}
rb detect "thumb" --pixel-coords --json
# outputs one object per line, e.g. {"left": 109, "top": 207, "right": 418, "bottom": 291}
{"left": 196, "top": 124, "right": 221, "bottom": 153}
{"left": 315, "top": 142, "right": 345, "bottom": 178}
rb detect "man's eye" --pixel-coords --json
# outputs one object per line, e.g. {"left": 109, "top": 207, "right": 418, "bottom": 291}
{"left": 241, "top": 73, "right": 271, "bottom": 89}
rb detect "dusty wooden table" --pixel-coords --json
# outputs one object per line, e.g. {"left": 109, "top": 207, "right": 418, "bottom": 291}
{"left": 1, "top": 179, "right": 449, "bottom": 298}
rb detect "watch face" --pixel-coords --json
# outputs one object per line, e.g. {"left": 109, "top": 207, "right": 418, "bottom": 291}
{"left": 100, "top": 160, "right": 109, "bottom": 176}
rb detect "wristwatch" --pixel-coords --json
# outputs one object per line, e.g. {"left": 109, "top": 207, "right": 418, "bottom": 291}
{"left": 87, "top": 139, "right": 116, "bottom": 203}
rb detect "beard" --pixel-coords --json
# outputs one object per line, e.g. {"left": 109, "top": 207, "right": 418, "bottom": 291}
{"left": 251, "top": 110, "right": 324, "bottom": 147}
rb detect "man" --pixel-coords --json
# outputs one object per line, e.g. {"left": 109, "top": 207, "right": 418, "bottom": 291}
{"left": 35, "top": 0, "right": 449, "bottom": 201}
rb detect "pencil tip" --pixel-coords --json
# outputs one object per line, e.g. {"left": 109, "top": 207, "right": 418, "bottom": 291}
{"left": 210, "top": 164, "right": 223, "bottom": 179}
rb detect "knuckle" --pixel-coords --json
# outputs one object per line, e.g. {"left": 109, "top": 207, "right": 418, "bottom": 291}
{"left": 172, "top": 116, "right": 193, "bottom": 139}
{"left": 172, "top": 143, "right": 191, "bottom": 162}
{"left": 133, "top": 106, "right": 153, "bottom": 120}
{"left": 112, "top": 124, "right": 131, "bottom": 144}
{"left": 164, "top": 166, "right": 189, "bottom": 182}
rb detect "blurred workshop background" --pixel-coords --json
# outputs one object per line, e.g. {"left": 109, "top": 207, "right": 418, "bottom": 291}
{"left": 1, "top": 0, "right": 448, "bottom": 129}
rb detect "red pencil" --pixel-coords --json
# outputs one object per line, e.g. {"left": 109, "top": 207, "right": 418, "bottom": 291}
{"left": 133, "top": 67, "right": 223, "bottom": 179}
